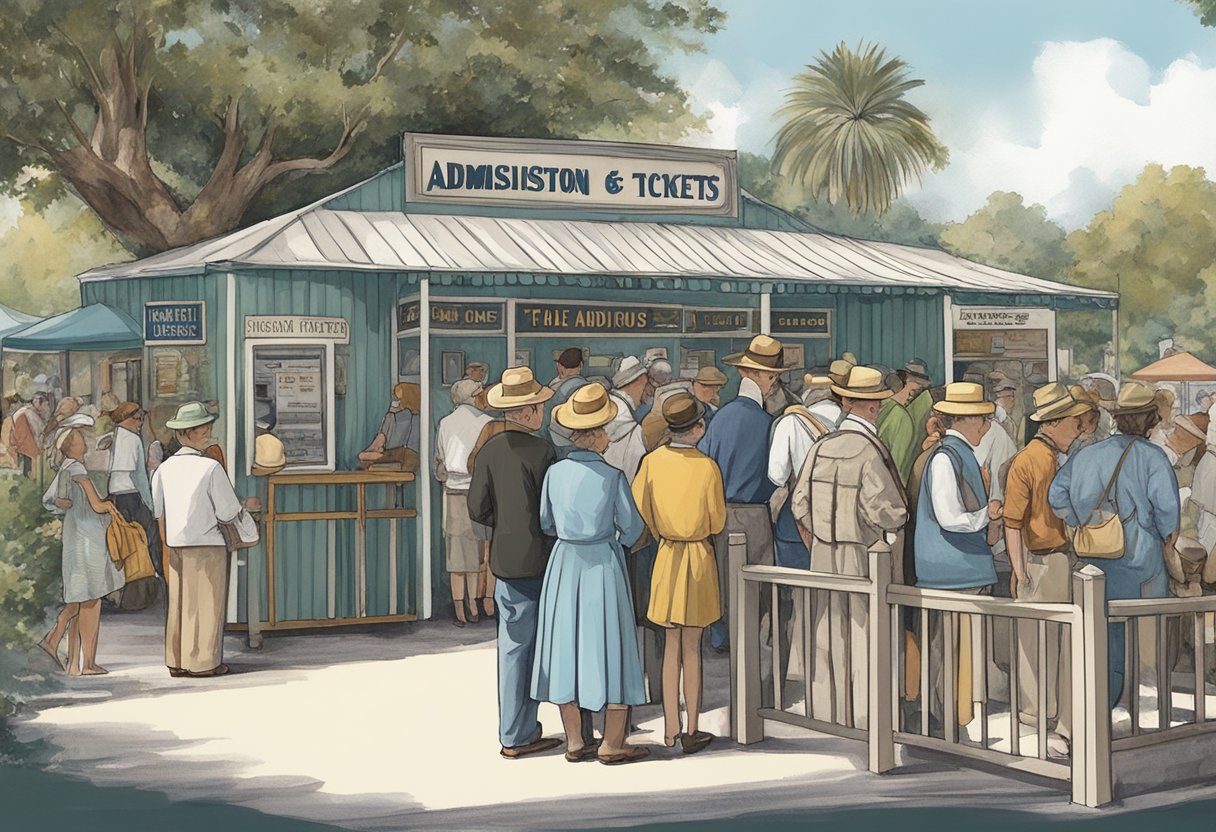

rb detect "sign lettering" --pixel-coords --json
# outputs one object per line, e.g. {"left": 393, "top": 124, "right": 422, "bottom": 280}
{"left": 398, "top": 300, "right": 505, "bottom": 333}
{"left": 144, "top": 302, "right": 206, "bottom": 345}
{"left": 244, "top": 315, "right": 349, "bottom": 344}
{"left": 770, "top": 309, "right": 832, "bottom": 336}
{"left": 405, "top": 133, "right": 737, "bottom": 217}
{"left": 683, "top": 308, "right": 752, "bottom": 334}
{"left": 516, "top": 302, "right": 683, "bottom": 334}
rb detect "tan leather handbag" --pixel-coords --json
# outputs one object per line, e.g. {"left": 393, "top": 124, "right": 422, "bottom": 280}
{"left": 1073, "top": 441, "right": 1135, "bottom": 559}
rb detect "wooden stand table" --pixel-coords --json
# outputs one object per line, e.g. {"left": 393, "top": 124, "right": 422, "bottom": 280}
{"left": 261, "top": 470, "right": 417, "bottom": 630}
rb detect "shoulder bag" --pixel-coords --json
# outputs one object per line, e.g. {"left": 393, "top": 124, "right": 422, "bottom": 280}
{"left": 1073, "top": 440, "right": 1135, "bottom": 559}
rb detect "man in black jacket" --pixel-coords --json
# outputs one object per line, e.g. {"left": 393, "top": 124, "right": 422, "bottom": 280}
{"left": 468, "top": 367, "right": 564, "bottom": 758}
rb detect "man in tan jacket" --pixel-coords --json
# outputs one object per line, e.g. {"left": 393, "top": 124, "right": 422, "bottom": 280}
{"left": 791, "top": 366, "right": 908, "bottom": 730}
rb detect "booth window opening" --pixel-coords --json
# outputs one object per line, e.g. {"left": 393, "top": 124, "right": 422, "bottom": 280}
{"left": 248, "top": 342, "right": 334, "bottom": 471}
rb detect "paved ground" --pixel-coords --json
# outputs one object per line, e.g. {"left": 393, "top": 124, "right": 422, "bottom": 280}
{"left": 10, "top": 606, "right": 1216, "bottom": 831}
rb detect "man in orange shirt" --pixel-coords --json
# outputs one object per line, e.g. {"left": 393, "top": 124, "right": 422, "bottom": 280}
{"left": 1003, "top": 382, "right": 1093, "bottom": 758}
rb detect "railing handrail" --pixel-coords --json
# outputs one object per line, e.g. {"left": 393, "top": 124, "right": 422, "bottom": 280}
{"left": 887, "top": 585, "right": 1078, "bottom": 622}
{"left": 1109, "top": 595, "right": 1216, "bottom": 617}
{"left": 739, "top": 562, "right": 873, "bottom": 594}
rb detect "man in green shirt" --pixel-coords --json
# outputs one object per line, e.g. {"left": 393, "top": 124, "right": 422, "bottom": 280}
{"left": 900, "top": 359, "right": 935, "bottom": 467}
{"left": 877, "top": 368, "right": 922, "bottom": 485}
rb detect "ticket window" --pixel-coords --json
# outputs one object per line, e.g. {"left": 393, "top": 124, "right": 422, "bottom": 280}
{"left": 248, "top": 343, "right": 334, "bottom": 471}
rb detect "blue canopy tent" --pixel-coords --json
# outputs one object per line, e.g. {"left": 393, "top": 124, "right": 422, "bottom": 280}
{"left": 2, "top": 303, "right": 142, "bottom": 352}
{"left": 0, "top": 302, "right": 40, "bottom": 341}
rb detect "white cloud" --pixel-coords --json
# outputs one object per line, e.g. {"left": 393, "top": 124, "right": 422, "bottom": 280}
{"left": 674, "top": 58, "right": 787, "bottom": 154}
{"left": 905, "top": 39, "right": 1216, "bottom": 229}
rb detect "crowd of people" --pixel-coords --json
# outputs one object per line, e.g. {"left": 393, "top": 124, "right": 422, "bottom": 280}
{"left": 450, "top": 335, "right": 1213, "bottom": 766}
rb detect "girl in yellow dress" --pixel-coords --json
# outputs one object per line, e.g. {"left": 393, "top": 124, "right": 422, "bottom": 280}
{"left": 631, "top": 392, "right": 726, "bottom": 755}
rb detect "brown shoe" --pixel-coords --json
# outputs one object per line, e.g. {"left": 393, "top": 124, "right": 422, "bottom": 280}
{"left": 565, "top": 739, "right": 602, "bottom": 763}
{"left": 168, "top": 667, "right": 188, "bottom": 678}
{"left": 680, "top": 730, "right": 714, "bottom": 755}
{"left": 186, "top": 664, "right": 229, "bottom": 678}
{"left": 598, "top": 745, "right": 650, "bottom": 766}
{"left": 500, "top": 737, "right": 563, "bottom": 759}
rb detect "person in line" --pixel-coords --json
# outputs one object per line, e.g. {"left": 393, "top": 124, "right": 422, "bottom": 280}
{"left": 467, "top": 368, "right": 566, "bottom": 759}
{"left": 153, "top": 402, "right": 259, "bottom": 678}
{"left": 435, "top": 379, "right": 494, "bottom": 626}
{"left": 690, "top": 366, "right": 727, "bottom": 425}
{"left": 546, "top": 347, "right": 589, "bottom": 455}
{"left": 993, "top": 380, "right": 1020, "bottom": 444}
{"left": 531, "top": 383, "right": 649, "bottom": 765}
{"left": 697, "top": 335, "right": 792, "bottom": 654}
{"left": 603, "top": 356, "right": 651, "bottom": 481}
{"left": 105, "top": 402, "right": 161, "bottom": 579}
{"left": 359, "top": 383, "right": 421, "bottom": 471}
{"left": 633, "top": 392, "right": 724, "bottom": 755}
{"left": 1004, "top": 382, "right": 1093, "bottom": 758}
{"left": 1050, "top": 382, "right": 1181, "bottom": 707}
{"left": 913, "top": 382, "right": 1002, "bottom": 731}
{"left": 903, "top": 359, "right": 936, "bottom": 452}
{"left": 38, "top": 423, "right": 125, "bottom": 675}
{"left": 11, "top": 392, "right": 51, "bottom": 477}
{"left": 1194, "top": 390, "right": 1214, "bottom": 416}
{"left": 640, "top": 360, "right": 690, "bottom": 451}
{"left": 877, "top": 369, "right": 919, "bottom": 487}
{"left": 792, "top": 365, "right": 907, "bottom": 729}
{"left": 464, "top": 362, "right": 490, "bottom": 387}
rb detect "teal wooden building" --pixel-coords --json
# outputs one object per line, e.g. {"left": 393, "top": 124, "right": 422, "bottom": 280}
{"left": 76, "top": 133, "right": 1117, "bottom": 630}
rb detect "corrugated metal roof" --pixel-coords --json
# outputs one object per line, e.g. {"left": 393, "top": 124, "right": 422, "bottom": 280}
{"left": 78, "top": 205, "right": 1114, "bottom": 300}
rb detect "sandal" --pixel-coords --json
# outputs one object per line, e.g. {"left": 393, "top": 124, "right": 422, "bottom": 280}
{"left": 598, "top": 746, "right": 650, "bottom": 766}
{"left": 565, "top": 741, "right": 601, "bottom": 763}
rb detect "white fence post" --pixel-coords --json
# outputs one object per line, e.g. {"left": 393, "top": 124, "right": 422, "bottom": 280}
{"left": 1072, "top": 564, "right": 1113, "bottom": 807}
{"left": 869, "top": 540, "right": 895, "bottom": 773}
{"left": 733, "top": 533, "right": 764, "bottom": 744}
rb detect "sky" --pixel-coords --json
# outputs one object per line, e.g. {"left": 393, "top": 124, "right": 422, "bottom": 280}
{"left": 667, "top": 0, "right": 1216, "bottom": 228}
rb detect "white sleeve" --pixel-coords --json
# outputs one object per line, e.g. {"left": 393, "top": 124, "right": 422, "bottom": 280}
{"left": 928, "top": 453, "right": 990, "bottom": 533}
{"left": 151, "top": 467, "right": 165, "bottom": 519}
{"left": 210, "top": 463, "right": 244, "bottom": 523}
{"left": 768, "top": 418, "right": 793, "bottom": 486}
{"left": 111, "top": 430, "right": 139, "bottom": 472}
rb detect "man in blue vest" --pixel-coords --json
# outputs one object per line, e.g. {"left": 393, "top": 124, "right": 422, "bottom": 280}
{"left": 698, "top": 334, "right": 794, "bottom": 660}
{"left": 913, "top": 382, "right": 1003, "bottom": 728}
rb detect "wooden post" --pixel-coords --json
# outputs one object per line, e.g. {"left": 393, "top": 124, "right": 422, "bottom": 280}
{"left": 732, "top": 533, "right": 763, "bottom": 744}
{"left": 266, "top": 478, "right": 277, "bottom": 626}
{"left": 868, "top": 541, "right": 895, "bottom": 773}
{"left": 1072, "top": 564, "right": 1112, "bottom": 807}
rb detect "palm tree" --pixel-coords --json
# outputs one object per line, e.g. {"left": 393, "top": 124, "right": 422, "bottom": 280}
{"left": 773, "top": 42, "right": 948, "bottom": 216}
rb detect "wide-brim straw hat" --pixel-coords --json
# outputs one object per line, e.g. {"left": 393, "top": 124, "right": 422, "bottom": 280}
{"left": 1029, "top": 382, "right": 1093, "bottom": 422}
{"left": 933, "top": 382, "right": 996, "bottom": 416}
{"left": 166, "top": 400, "right": 218, "bottom": 430}
{"left": 1109, "top": 381, "right": 1157, "bottom": 416}
{"left": 555, "top": 382, "right": 618, "bottom": 430}
{"left": 826, "top": 357, "right": 856, "bottom": 386}
{"left": 252, "top": 433, "right": 287, "bottom": 476}
{"left": 831, "top": 366, "right": 893, "bottom": 401}
{"left": 693, "top": 366, "right": 727, "bottom": 387}
{"left": 486, "top": 367, "right": 554, "bottom": 409}
{"left": 662, "top": 392, "right": 707, "bottom": 432}
{"left": 724, "top": 335, "right": 798, "bottom": 372}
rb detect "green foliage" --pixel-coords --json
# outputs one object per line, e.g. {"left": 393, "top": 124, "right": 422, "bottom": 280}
{"left": 1067, "top": 164, "right": 1216, "bottom": 371}
{"left": 0, "top": 197, "right": 129, "bottom": 316}
{"left": 772, "top": 41, "right": 948, "bottom": 216}
{"left": 738, "top": 151, "right": 940, "bottom": 246}
{"left": 939, "top": 192, "right": 1074, "bottom": 280}
{"left": 0, "top": 471, "right": 62, "bottom": 652}
{"left": 1186, "top": 0, "right": 1216, "bottom": 27}
{"left": 0, "top": 0, "right": 724, "bottom": 251}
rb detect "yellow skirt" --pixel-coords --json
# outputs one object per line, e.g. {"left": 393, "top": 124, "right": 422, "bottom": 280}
{"left": 647, "top": 538, "right": 721, "bottom": 628}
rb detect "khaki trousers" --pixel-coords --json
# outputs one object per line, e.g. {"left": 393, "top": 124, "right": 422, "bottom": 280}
{"left": 1016, "top": 550, "right": 1073, "bottom": 737}
{"left": 928, "top": 586, "right": 989, "bottom": 727}
{"left": 165, "top": 545, "right": 229, "bottom": 674}
{"left": 809, "top": 541, "right": 871, "bottom": 729}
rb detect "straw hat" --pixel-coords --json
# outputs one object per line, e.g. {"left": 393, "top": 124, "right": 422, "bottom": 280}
{"left": 109, "top": 401, "right": 143, "bottom": 423}
{"left": 1109, "top": 381, "right": 1157, "bottom": 416}
{"left": 662, "top": 392, "right": 707, "bottom": 432}
{"left": 826, "top": 357, "right": 856, "bottom": 386}
{"left": 693, "top": 366, "right": 727, "bottom": 387}
{"left": 486, "top": 367, "right": 554, "bottom": 409}
{"left": 724, "top": 335, "right": 797, "bottom": 372}
{"left": 165, "top": 401, "right": 218, "bottom": 430}
{"left": 933, "top": 382, "right": 995, "bottom": 416}
{"left": 554, "top": 382, "right": 618, "bottom": 430}
{"left": 1028, "top": 382, "right": 1093, "bottom": 422}
{"left": 831, "top": 366, "right": 893, "bottom": 401}
{"left": 612, "top": 356, "right": 648, "bottom": 388}
{"left": 252, "top": 433, "right": 287, "bottom": 476}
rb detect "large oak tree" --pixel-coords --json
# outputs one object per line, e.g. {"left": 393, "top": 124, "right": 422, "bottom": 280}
{"left": 0, "top": 0, "right": 723, "bottom": 254}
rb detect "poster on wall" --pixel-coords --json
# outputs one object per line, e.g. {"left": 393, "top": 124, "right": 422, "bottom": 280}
{"left": 154, "top": 350, "right": 182, "bottom": 397}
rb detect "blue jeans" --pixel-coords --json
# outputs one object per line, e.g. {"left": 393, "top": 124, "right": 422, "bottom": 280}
{"left": 495, "top": 577, "right": 545, "bottom": 748}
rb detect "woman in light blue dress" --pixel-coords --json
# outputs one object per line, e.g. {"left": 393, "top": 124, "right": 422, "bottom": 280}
{"left": 531, "top": 383, "right": 649, "bottom": 765}
{"left": 38, "top": 427, "right": 124, "bottom": 675}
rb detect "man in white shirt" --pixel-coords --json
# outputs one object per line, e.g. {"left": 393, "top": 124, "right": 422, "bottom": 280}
{"left": 603, "top": 356, "right": 650, "bottom": 480}
{"left": 153, "top": 401, "right": 258, "bottom": 678}
{"left": 435, "top": 379, "right": 494, "bottom": 625}
{"left": 106, "top": 401, "right": 161, "bottom": 579}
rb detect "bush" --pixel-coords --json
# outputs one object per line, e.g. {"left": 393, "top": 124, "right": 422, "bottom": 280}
{"left": 0, "top": 470, "right": 63, "bottom": 715}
